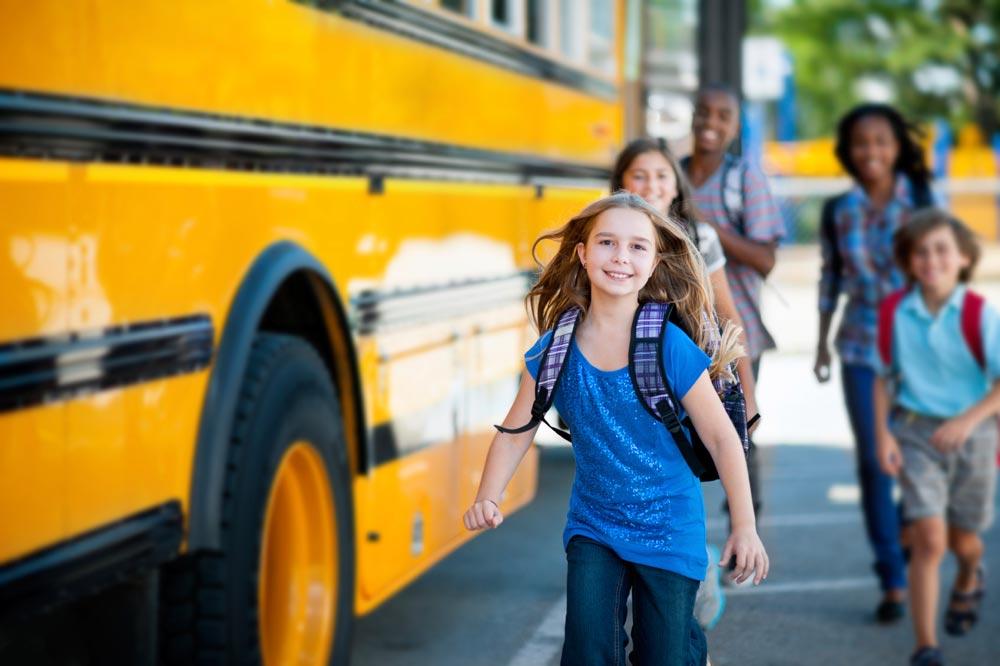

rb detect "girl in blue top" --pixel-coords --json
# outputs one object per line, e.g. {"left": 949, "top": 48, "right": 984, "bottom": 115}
{"left": 464, "top": 192, "right": 768, "bottom": 665}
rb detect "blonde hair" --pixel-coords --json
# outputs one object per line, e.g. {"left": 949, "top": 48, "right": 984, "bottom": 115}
{"left": 528, "top": 191, "right": 742, "bottom": 380}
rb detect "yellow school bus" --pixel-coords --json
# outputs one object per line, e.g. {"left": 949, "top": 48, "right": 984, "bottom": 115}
{"left": 0, "top": 1, "right": 629, "bottom": 663}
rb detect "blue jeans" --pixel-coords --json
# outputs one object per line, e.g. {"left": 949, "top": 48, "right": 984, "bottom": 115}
{"left": 561, "top": 537, "right": 707, "bottom": 666}
{"left": 841, "top": 363, "right": 907, "bottom": 591}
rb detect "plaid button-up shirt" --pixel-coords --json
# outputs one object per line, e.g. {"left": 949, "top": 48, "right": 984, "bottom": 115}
{"left": 819, "top": 176, "right": 940, "bottom": 369}
{"left": 689, "top": 154, "right": 785, "bottom": 360}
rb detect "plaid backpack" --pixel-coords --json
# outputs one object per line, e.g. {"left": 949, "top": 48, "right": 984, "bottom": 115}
{"left": 496, "top": 302, "right": 751, "bottom": 482}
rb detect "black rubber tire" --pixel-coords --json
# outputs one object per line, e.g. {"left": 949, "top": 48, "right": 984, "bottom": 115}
{"left": 160, "top": 333, "right": 355, "bottom": 665}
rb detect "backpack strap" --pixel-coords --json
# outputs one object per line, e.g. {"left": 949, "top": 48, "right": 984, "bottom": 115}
{"left": 627, "top": 302, "right": 706, "bottom": 478}
{"left": 820, "top": 194, "right": 846, "bottom": 308}
{"left": 877, "top": 289, "right": 908, "bottom": 369}
{"left": 720, "top": 156, "right": 745, "bottom": 233}
{"left": 494, "top": 307, "right": 580, "bottom": 442}
{"left": 911, "top": 178, "right": 934, "bottom": 209}
{"left": 961, "top": 290, "right": 986, "bottom": 370}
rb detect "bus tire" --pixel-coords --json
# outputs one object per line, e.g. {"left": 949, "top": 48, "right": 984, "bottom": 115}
{"left": 161, "top": 333, "right": 354, "bottom": 666}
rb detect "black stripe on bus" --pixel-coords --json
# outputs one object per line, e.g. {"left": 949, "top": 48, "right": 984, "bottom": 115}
{"left": 0, "top": 501, "right": 182, "bottom": 623}
{"left": 0, "top": 315, "right": 213, "bottom": 414}
{"left": 306, "top": 0, "right": 618, "bottom": 100}
{"left": 0, "top": 90, "right": 610, "bottom": 183}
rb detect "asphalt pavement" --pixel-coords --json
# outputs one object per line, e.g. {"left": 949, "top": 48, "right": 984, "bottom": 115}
{"left": 351, "top": 443, "right": 999, "bottom": 665}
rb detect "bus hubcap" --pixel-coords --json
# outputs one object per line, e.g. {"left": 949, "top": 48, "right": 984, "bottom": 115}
{"left": 259, "top": 441, "right": 338, "bottom": 666}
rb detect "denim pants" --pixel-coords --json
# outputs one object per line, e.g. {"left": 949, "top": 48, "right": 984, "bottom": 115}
{"left": 561, "top": 537, "right": 707, "bottom": 666}
{"left": 841, "top": 363, "right": 907, "bottom": 591}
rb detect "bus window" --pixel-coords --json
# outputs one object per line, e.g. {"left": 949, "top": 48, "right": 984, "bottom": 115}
{"left": 440, "top": 0, "right": 476, "bottom": 19}
{"left": 559, "top": 0, "right": 585, "bottom": 62}
{"left": 526, "top": 0, "right": 552, "bottom": 48}
{"left": 491, "top": 0, "right": 524, "bottom": 36}
{"left": 589, "top": 0, "right": 616, "bottom": 75}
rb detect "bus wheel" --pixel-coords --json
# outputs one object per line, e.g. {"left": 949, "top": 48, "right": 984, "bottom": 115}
{"left": 161, "top": 333, "right": 355, "bottom": 666}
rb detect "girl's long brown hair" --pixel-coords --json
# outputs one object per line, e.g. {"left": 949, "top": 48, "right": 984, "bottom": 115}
{"left": 528, "top": 191, "right": 742, "bottom": 380}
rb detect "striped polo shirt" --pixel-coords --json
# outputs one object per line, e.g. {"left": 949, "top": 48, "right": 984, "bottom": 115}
{"left": 687, "top": 154, "right": 785, "bottom": 359}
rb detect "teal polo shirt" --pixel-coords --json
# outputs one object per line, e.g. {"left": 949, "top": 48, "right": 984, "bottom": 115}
{"left": 881, "top": 285, "right": 1000, "bottom": 418}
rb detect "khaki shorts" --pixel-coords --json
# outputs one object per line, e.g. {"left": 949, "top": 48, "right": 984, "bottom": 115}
{"left": 891, "top": 410, "right": 998, "bottom": 532}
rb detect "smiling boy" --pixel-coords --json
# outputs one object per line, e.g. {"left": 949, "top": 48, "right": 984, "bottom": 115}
{"left": 682, "top": 83, "right": 784, "bottom": 525}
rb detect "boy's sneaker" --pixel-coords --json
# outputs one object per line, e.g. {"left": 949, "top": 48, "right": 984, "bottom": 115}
{"left": 694, "top": 545, "right": 726, "bottom": 630}
{"left": 909, "top": 646, "right": 943, "bottom": 666}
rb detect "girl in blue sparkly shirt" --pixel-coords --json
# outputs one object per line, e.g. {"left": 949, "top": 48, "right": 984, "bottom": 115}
{"left": 464, "top": 192, "right": 768, "bottom": 665}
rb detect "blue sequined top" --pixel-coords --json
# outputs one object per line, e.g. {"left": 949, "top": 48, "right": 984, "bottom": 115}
{"left": 525, "top": 323, "right": 711, "bottom": 580}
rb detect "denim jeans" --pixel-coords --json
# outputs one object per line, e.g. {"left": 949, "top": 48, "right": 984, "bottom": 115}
{"left": 841, "top": 363, "right": 907, "bottom": 591}
{"left": 561, "top": 537, "right": 707, "bottom": 666}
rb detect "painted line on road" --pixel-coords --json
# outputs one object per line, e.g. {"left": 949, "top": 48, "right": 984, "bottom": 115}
{"left": 507, "top": 595, "right": 566, "bottom": 666}
{"left": 707, "top": 511, "right": 860, "bottom": 531}
{"left": 725, "top": 576, "right": 876, "bottom": 596}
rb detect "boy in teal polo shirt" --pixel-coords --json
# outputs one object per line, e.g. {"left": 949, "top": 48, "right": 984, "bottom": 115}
{"left": 874, "top": 209, "right": 1000, "bottom": 666}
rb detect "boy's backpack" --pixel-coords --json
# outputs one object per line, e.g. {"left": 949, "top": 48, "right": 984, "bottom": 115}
{"left": 878, "top": 287, "right": 999, "bottom": 468}
{"left": 877, "top": 287, "right": 986, "bottom": 372}
{"left": 496, "top": 302, "right": 751, "bottom": 482}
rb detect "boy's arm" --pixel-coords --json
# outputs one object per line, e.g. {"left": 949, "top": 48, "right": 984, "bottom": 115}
{"left": 464, "top": 369, "right": 539, "bottom": 530}
{"left": 682, "top": 371, "right": 769, "bottom": 585}
{"left": 713, "top": 164, "right": 783, "bottom": 278}
{"left": 873, "top": 376, "right": 902, "bottom": 476}
{"left": 713, "top": 229, "right": 777, "bottom": 277}
{"left": 931, "top": 381, "right": 1000, "bottom": 452}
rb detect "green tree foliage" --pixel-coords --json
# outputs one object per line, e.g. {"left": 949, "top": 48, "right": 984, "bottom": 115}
{"left": 759, "top": 0, "right": 999, "bottom": 140}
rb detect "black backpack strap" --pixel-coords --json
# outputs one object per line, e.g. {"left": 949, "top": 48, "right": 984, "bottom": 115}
{"left": 627, "top": 302, "right": 706, "bottom": 478}
{"left": 820, "top": 193, "right": 845, "bottom": 306}
{"left": 911, "top": 178, "right": 933, "bottom": 208}
{"left": 495, "top": 308, "right": 580, "bottom": 442}
{"left": 719, "top": 156, "right": 746, "bottom": 234}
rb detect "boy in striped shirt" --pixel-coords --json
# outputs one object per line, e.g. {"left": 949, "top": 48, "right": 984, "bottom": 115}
{"left": 683, "top": 83, "right": 785, "bottom": 525}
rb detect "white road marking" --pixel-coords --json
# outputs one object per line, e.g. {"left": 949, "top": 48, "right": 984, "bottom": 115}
{"left": 706, "top": 511, "right": 860, "bottom": 531}
{"left": 725, "top": 576, "right": 877, "bottom": 596}
{"left": 506, "top": 595, "right": 566, "bottom": 666}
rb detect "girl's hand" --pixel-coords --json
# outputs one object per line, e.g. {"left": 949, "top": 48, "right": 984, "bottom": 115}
{"left": 931, "top": 414, "right": 977, "bottom": 453}
{"left": 813, "top": 345, "right": 832, "bottom": 383}
{"left": 877, "top": 432, "right": 903, "bottom": 477}
{"left": 721, "top": 526, "right": 769, "bottom": 586}
{"left": 463, "top": 499, "right": 504, "bottom": 531}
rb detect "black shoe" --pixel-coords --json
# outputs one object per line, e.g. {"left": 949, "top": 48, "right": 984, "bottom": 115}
{"left": 910, "top": 646, "right": 943, "bottom": 666}
{"left": 875, "top": 598, "right": 905, "bottom": 624}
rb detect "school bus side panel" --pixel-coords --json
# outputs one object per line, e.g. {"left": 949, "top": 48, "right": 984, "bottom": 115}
{"left": 0, "top": 160, "right": 71, "bottom": 562}
{"left": 0, "top": 0, "right": 620, "bottom": 165}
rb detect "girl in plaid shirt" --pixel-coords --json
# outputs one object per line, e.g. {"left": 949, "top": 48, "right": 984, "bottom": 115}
{"left": 814, "top": 103, "right": 940, "bottom": 624}
{"left": 463, "top": 193, "right": 767, "bottom": 665}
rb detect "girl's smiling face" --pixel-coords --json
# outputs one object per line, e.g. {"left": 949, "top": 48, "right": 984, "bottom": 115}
{"left": 849, "top": 114, "right": 900, "bottom": 186}
{"left": 621, "top": 151, "right": 678, "bottom": 215}
{"left": 908, "top": 225, "right": 970, "bottom": 296}
{"left": 576, "top": 207, "right": 658, "bottom": 298}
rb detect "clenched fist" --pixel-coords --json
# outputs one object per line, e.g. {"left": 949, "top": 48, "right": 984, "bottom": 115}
{"left": 463, "top": 498, "right": 503, "bottom": 530}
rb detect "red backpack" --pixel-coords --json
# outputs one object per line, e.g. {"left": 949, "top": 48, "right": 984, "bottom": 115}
{"left": 877, "top": 287, "right": 997, "bottom": 466}
{"left": 877, "top": 287, "right": 986, "bottom": 371}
